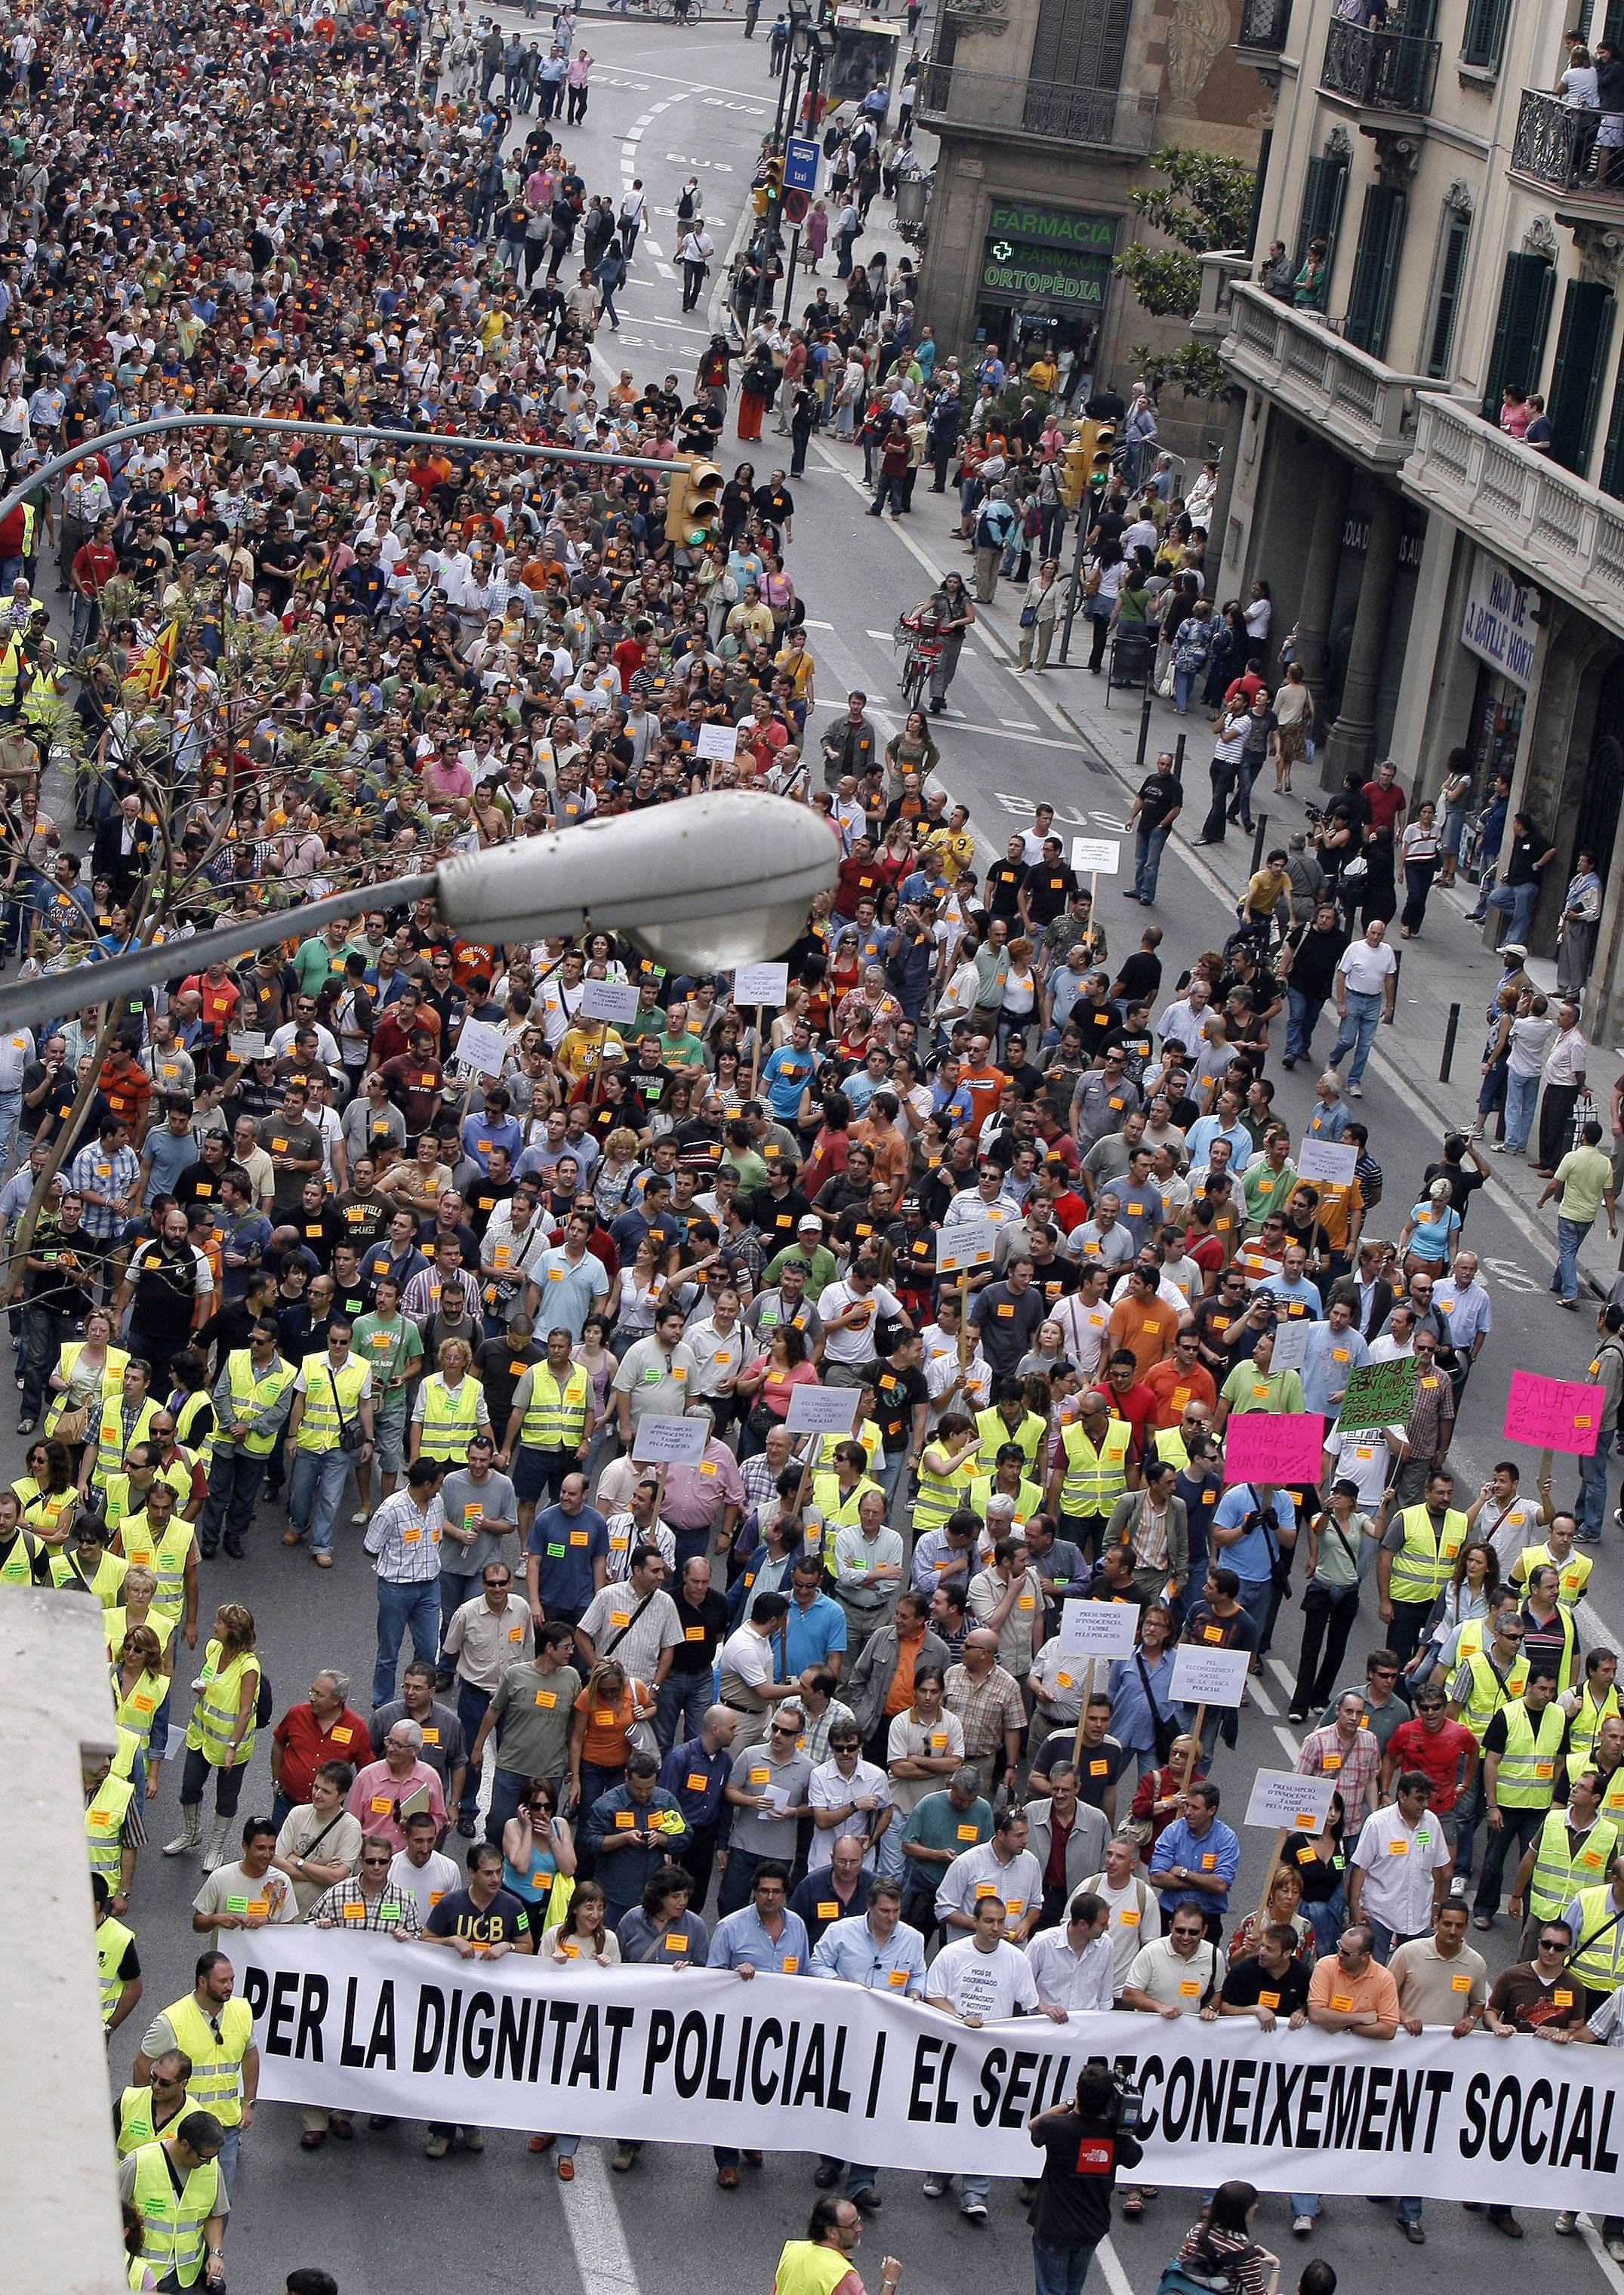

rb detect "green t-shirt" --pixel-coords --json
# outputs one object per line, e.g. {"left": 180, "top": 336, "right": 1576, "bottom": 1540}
{"left": 764, "top": 1243, "right": 837, "bottom": 1298}
{"left": 352, "top": 1311, "right": 424, "bottom": 1396}
{"left": 1556, "top": 1145, "right": 1614, "bottom": 1225}
{"left": 658, "top": 1029, "right": 706, "bottom": 1069}
{"left": 901, "top": 1788, "right": 993, "bottom": 1875}
{"left": 1219, "top": 1363, "right": 1305, "bottom": 1416}
{"left": 293, "top": 935, "right": 344, "bottom": 996}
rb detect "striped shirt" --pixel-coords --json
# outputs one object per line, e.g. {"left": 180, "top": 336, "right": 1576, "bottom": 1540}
{"left": 307, "top": 1878, "right": 424, "bottom": 1933}
{"left": 69, "top": 1141, "right": 140, "bottom": 1238}
{"left": 363, "top": 1489, "right": 448, "bottom": 1584}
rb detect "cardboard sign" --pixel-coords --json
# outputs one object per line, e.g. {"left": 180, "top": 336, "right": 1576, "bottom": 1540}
{"left": 227, "top": 1030, "right": 267, "bottom": 1063}
{"left": 1264, "top": 1318, "right": 1313, "bottom": 1377}
{"left": 784, "top": 1383, "right": 862, "bottom": 1436}
{"left": 1502, "top": 1369, "right": 1605, "bottom": 1458}
{"left": 1169, "top": 1642, "right": 1250, "bottom": 1708}
{"left": 735, "top": 962, "right": 790, "bottom": 1008}
{"left": 451, "top": 1017, "right": 508, "bottom": 1077}
{"left": 1222, "top": 1411, "right": 1325, "bottom": 1486}
{"left": 696, "top": 722, "right": 740, "bottom": 763}
{"left": 579, "top": 978, "right": 640, "bottom": 1027}
{"left": 1244, "top": 1770, "right": 1336, "bottom": 1834}
{"left": 1055, "top": 1599, "right": 1141, "bottom": 1661}
{"left": 1336, "top": 1357, "right": 1417, "bottom": 1434}
{"left": 631, "top": 1416, "right": 710, "bottom": 1466}
{"left": 936, "top": 1217, "right": 999, "bottom": 1274}
{"left": 1296, "top": 1137, "right": 1358, "bottom": 1186}
{"left": 1069, "top": 837, "right": 1120, "bottom": 876}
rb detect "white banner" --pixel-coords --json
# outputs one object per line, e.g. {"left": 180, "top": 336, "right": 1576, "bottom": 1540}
{"left": 238, "top": 1935, "right": 1624, "bottom": 2205}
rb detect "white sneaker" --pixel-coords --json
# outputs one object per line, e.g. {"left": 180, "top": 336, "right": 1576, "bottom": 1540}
{"left": 922, "top": 2176, "right": 947, "bottom": 2199}
{"left": 1345, "top": 1083, "right": 1363, "bottom": 1098}
{"left": 1292, "top": 2216, "right": 1315, "bottom": 2238}
{"left": 960, "top": 2202, "right": 988, "bottom": 2223}
{"left": 1554, "top": 2210, "right": 1578, "bottom": 2235}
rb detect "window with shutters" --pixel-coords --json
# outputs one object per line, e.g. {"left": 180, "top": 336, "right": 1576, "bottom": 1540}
{"left": 1293, "top": 146, "right": 1350, "bottom": 276}
{"left": 1425, "top": 208, "right": 1471, "bottom": 379}
{"left": 1028, "top": 0, "right": 1132, "bottom": 90}
{"left": 1604, "top": 0, "right": 1624, "bottom": 53}
{"left": 1481, "top": 250, "right": 1555, "bottom": 420}
{"left": 1344, "top": 186, "right": 1407, "bottom": 359}
{"left": 1546, "top": 279, "right": 1615, "bottom": 476}
{"left": 1599, "top": 356, "right": 1624, "bottom": 500}
{"left": 1459, "top": 0, "right": 1512, "bottom": 68}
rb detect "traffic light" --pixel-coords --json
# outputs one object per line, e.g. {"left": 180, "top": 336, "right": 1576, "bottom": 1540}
{"left": 1087, "top": 421, "right": 1117, "bottom": 489}
{"left": 1059, "top": 431, "right": 1090, "bottom": 511}
{"left": 753, "top": 155, "right": 784, "bottom": 218}
{"left": 664, "top": 456, "right": 724, "bottom": 548}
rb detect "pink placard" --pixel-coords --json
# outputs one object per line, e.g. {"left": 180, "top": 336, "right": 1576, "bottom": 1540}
{"left": 1502, "top": 1369, "right": 1604, "bottom": 1457}
{"left": 1221, "top": 1410, "right": 1327, "bottom": 1486}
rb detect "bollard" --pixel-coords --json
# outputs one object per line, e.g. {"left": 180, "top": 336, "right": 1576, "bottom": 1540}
{"left": 1134, "top": 661, "right": 1155, "bottom": 769}
{"left": 1250, "top": 814, "right": 1268, "bottom": 876}
{"left": 1385, "top": 947, "right": 1402, "bottom": 1023}
{"left": 1439, "top": 1002, "right": 1460, "bottom": 1082}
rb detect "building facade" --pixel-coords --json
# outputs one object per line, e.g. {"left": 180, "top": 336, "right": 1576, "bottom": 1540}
{"left": 914, "top": 0, "right": 1266, "bottom": 399}
{"left": 1209, "top": 0, "right": 1624, "bottom": 1033}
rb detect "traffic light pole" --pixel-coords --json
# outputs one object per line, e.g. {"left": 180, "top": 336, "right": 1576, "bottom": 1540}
{"left": 779, "top": 36, "right": 826, "bottom": 324}
{"left": 1057, "top": 491, "right": 1090, "bottom": 666}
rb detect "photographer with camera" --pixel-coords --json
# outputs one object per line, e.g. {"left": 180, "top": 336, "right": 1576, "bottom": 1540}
{"left": 1025, "top": 2062, "right": 1144, "bottom": 2295}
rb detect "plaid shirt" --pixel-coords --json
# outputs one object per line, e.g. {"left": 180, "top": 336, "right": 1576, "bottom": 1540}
{"left": 69, "top": 1141, "right": 140, "bottom": 1239}
{"left": 307, "top": 1878, "right": 423, "bottom": 1933}
{"left": 1404, "top": 1370, "right": 1455, "bottom": 1464}
{"left": 364, "top": 1489, "right": 448, "bottom": 1585}
{"left": 1296, "top": 1722, "right": 1381, "bottom": 1815}
{"left": 944, "top": 1660, "right": 1028, "bottom": 1761}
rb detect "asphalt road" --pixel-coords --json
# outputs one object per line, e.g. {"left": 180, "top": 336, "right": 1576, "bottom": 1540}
{"left": 81, "top": 15, "right": 1624, "bottom": 2295}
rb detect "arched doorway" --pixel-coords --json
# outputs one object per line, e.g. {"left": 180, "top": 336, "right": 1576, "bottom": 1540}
{"left": 1573, "top": 656, "right": 1624, "bottom": 889}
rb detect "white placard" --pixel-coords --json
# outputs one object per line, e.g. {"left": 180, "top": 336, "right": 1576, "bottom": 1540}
{"left": 1296, "top": 1137, "right": 1357, "bottom": 1187}
{"left": 1070, "top": 837, "right": 1121, "bottom": 876}
{"left": 1055, "top": 1599, "right": 1142, "bottom": 1661}
{"left": 227, "top": 1030, "right": 267, "bottom": 1062}
{"left": 1243, "top": 1769, "right": 1336, "bottom": 1834}
{"left": 1169, "top": 1641, "right": 1251, "bottom": 1708}
{"left": 735, "top": 961, "right": 790, "bottom": 1008}
{"left": 936, "top": 1217, "right": 999, "bottom": 1274}
{"left": 631, "top": 1416, "right": 710, "bottom": 1466}
{"left": 784, "top": 1383, "right": 862, "bottom": 1436}
{"left": 697, "top": 722, "right": 740, "bottom": 762}
{"left": 1262, "top": 1317, "right": 1312, "bottom": 1375}
{"left": 579, "top": 978, "right": 640, "bottom": 1027}
{"left": 451, "top": 1017, "right": 509, "bottom": 1077}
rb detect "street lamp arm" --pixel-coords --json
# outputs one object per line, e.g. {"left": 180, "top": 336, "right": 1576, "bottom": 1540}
{"left": 0, "top": 414, "right": 683, "bottom": 535}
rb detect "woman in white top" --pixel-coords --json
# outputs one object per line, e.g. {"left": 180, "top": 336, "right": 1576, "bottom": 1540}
{"left": 532, "top": 1881, "right": 621, "bottom": 2176}
{"left": 1398, "top": 799, "right": 1442, "bottom": 938}
{"left": 997, "top": 934, "right": 1038, "bottom": 1060}
{"left": 1242, "top": 577, "right": 1272, "bottom": 661}
{"left": 609, "top": 1237, "right": 664, "bottom": 1355}
{"left": 1501, "top": 990, "right": 1555, "bottom": 1160}
{"left": 1270, "top": 663, "right": 1312, "bottom": 793}
{"left": 1560, "top": 45, "right": 1601, "bottom": 107}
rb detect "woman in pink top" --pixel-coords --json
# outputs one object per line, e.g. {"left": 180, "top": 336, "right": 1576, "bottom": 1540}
{"left": 566, "top": 50, "right": 592, "bottom": 123}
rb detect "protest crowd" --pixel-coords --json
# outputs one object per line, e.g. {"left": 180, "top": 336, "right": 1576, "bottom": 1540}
{"left": 0, "top": 1, "right": 1616, "bottom": 2293}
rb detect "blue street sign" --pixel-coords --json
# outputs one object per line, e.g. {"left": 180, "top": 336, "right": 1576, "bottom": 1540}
{"left": 784, "top": 136, "right": 820, "bottom": 193}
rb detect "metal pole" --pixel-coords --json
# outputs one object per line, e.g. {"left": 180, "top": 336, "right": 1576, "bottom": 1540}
{"left": 1250, "top": 813, "right": 1268, "bottom": 876}
{"left": 1134, "top": 655, "right": 1155, "bottom": 769}
{"left": 1439, "top": 1001, "right": 1460, "bottom": 1083}
{"left": 0, "top": 413, "right": 683, "bottom": 535}
{"left": 754, "top": 11, "right": 803, "bottom": 328}
{"left": 1057, "top": 499, "right": 1088, "bottom": 665}
{"left": 1385, "top": 947, "right": 1401, "bottom": 1022}
{"left": 780, "top": 36, "right": 825, "bottom": 321}
{"left": 1173, "top": 732, "right": 1187, "bottom": 778}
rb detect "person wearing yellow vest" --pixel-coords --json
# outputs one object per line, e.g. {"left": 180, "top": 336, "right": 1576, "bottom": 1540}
{"left": 1518, "top": 1563, "right": 1580, "bottom": 1696}
{"left": 1376, "top": 1469, "right": 1468, "bottom": 1662}
{"left": 79, "top": 1358, "right": 161, "bottom": 1506}
{"left": 502, "top": 1325, "right": 595, "bottom": 1532}
{"left": 119, "top": 2112, "right": 227, "bottom": 2290}
{"left": 283, "top": 1320, "right": 374, "bottom": 1566}
{"left": 51, "top": 1505, "right": 122, "bottom": 1604}
{"left": 0, "top": 1481, "right": 60, "bottom": 1584}
{"left": 132, "top": 1952, "right": 258, "bottom": 2212}
{"left": 44, "top": 1318, "right": 128, "bottom": 1446}
{"left": 772, "top": 2195, "right": 902, "bottom": 2295}
{"left": 809, "top": 1440, "right": 883, "bottom": 1566}
{"left": 1511, "top": 1511, "right": 1593, "bottom": 1608}
{"left": 110, "top": 1618, "right": 168, "bottom": 1797}
{"left": 410, "top": 1333, "right": 489, "bottom": 1468}
{"left": 973, "top": 1388, "right": 1047, "bottom": 1477}
{"left": 1473, "top": 1671, "right": 1567, "bottom": 1927}
{"left": 115, "top": 1477, "right": 199, "bottom": 1651}
{"left": 116, "top": 2053, "right": 194, "bottom": 2159}
{"left": 14, "top": 1433, "right": 82, "bottom": 1545}
{"left": 1508, "top": 1770, "right": 1620, "bottom": 1951}
{"left": 85, "top": 1746, "right": 138, "bottom": 1910}
{"left": 1044, "top": 1387, "right": 1130, "bottom": 1562}
{"left": 92, "top": 1868, "right": 143, "bottom": 2032}
{"left": 1564, "top": 1650, "right": 1622, "bottom": 1767}
{"left": 911, "top": 1412, "right": 978, "bottom": 1536}
{"left": 196, "top": 1318, "right": 296, "bottom": 1559}
{"left": 967, "top": 1445, "right": 1043, "bottom": 1533}
{"left": 1447, "top": 1605, "right": 1532, "bottom": 1894}
{"left": 164, "top": 1603, "right": 260, "bottom": 1871}
{"left": 1564, "top": 1854, "right": 1624, "bottom": 2015}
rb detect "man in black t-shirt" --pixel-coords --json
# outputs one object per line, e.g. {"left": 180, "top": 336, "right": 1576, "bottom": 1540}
{"left": 1219, "top": 1925, "right": 1311, "bottom": 2025}
{"left": 1027, "top": 2062, "right": 1143, "bottom": 2283}
{"left": 422, "top": 1841, "right": 535, "bottom": 2158}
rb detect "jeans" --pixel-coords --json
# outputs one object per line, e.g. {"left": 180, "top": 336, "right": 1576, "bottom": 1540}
{"left": 1133, "top": 821, "right": 1172, "bottom": 902}
{"left": 197, "top": 1446, "right": 269, "bottom": 1554}
{"left": 0, "top": 1083, "right": 21, "bottom": 1173}
{"left": 455, "top": 1680, "right": 492, "bottom": 1825}
{"left": 1577, "top": 1442, "right": 1611, "bottom": 1539}
{"left": 1487, "top": 877, "right": 1539, "bottom": 944}
{"left": 289, "top": 1446, "right": 353, "bottom": 1556}
{"left": 180, "top": 1745, "right": 246, "bottom": 1819}
{"left": 1555, "top": 1214, "right": 1593, "bottom": 1304}
{"left": 1236, "top": 1575, "right": 1272, "bottom": 1648}
{"left": 1200, "top": 756, "right": 1236, "bottom": 840}
{"left": 874, "top": 1815, "right": 906, "bottom": 1880}
{"left": 439, "top": 1569, "right": 479, "bottom": 1657}
{"left": 1173, "top": 665, "right": 1199, "bottom": 715}
{"left": 373, "top": 1577, "right": 442, "bottom": 1708}
{"left": 19, "top": 1298, "right": 67, "bottom": 1424}
{"left": 656, "top": 1671, "right": 712, "bottom": 1752}
{"left": 1285, "top": 986, "right": 1325, "bottom": 1064}
{"left": 1306, "top": 1890, "right": 1347, "bottom": 1956}
{"left": 1327, "top": 989, "right": 1382, "bottom": 1087}
{"left": 1366, "top": 1915, "right": 1425, "bottom": 1964}
{"left": 1032, "top": 2238, "right": 1097, "bottom": 2295}
{"left": 1473, "top": 1801, "right": 1544, "bottom": 1916}
{"left": 1503, "top": 1067, "right": 1540, "bottom": 1157}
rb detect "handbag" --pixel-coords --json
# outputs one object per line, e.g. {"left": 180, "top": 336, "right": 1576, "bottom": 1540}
{"left": 1155, "top": 657, "right": 1176, "bottom": 699}
{"left": 54, "top": 1401, "right": 89, "bottom": 1443}
{"left": 1571, "top": 1087, "right": 1599, "bottom": 1152}
{"left": 1019, "top": 601, "right": 1037, "bottom": 629}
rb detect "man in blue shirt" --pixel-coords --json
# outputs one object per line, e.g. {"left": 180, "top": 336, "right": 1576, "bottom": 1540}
{"left": 1210, "top": 1480, "right": 1296, "bottom": 1650}
{"left": 1148, "top": 1779, "right": 1240, "bottom": 1932}
{"left": 783, "top": 1554, "right": 848, "bottom": 1676}
{"left": 703, "top": 1862, "right": 810, "bottom": 2186}
{"left": 657, "top": 1704, "right": 738, "bottom": 1907}
{"left": 1257, "top": 1250, "right": 1323, "bottom": 1322}
{"left": 1300, "top": 1302, "right": 1370, "bottom": 1416}
{"left": 761, "top": 1019, "right": 817, "bottom": 1123}
{"left": 524, "top": 1477, "right": 609, "bottom": 1628}
{"left": 809, "top": 1878, "right": 927, "bottom": 2210}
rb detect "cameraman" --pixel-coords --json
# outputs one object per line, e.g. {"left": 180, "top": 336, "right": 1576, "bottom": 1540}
{"left": 1026, "top": 2062, "right": 1143, "bottom": 2295}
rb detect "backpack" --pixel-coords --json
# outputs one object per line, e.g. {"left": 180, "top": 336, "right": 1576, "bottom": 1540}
{"left": 676, "top": 186, "right": 695, "bottom": 223}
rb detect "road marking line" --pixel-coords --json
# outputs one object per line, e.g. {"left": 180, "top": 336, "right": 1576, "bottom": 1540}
{"left": 1274, "top": 1725, "right": 1301, "bottom": 1763}
{"left": 1000, "top": 716, "right": 1037, "bottom": 730}
{"left": 1099, "top": 2236, "right": 1136, "bottom": 2295}
{"left": 559, "top": 2145, "right": 642, "bottom": 2295}
{"left": 1578, "top": 2216, "right": 1624, "bottom": 2295}
{"left": 1249, "top": 1678, "right": 1277, "bottom": 1717}
{"left": 1268, "top": 1657, "right": 1296, "bottom": 1699}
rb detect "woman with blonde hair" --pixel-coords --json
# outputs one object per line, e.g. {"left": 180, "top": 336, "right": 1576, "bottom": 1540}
{"left": 1226, "top": 1862, "right": 1315, "bottom": 1964}
{"left": 408, "top": 1334, "right": 488, "bottom": 1468}
{"left": 569, "top": 1658, "right": 655, "bottom": 1820}
{"left": 532, "top": 1879, "right": 621, "bottom": 2176}
{"left": 165, "top": 1601, "right": 260, "bottom": 1869}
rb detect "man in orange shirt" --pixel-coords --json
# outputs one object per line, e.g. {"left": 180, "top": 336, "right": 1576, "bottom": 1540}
{"left": 958, "top": 1033, "right": 1006, "bottom": 1139}
{"left": 1306, "top": 1921, "right": 1401, "bottom": 2037}
{"left": 1106, "top": 1263, "right": 1180, "bottom": 1379}
{"left": 1144, "top": 1327, "right": 1219, "bottom": 1428}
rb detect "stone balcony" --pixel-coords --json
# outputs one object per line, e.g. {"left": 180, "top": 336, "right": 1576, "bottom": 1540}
{"left": 1404, "top": 392, "right": 1624, "bottom": 640}
{"left": 1219, "top": 281, "right": 1451, "bottom": 470}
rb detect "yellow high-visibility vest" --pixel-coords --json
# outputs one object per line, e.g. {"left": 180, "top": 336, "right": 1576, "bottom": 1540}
{"left": 127, "top": 2137, "right": 222, "bottom": 2287}
{"left": 183, "top": 1640, "right": 260, "bottom": 1771}
{"left": 1495, "top": 1697, "right": 1567, "bottom": 1809}
{"left": 223, "top": 1349, "right": 296, "bottom": 1456}
{"left": 295, "top": 1351, "right": 368, "bottom": 1452}
{"left": 116, "top": 1511, "right": 195, "bottom": 1619}
{"left": 85, "top": 1770, "right": 134, "bottom": 1890}
{"left": 1387, "top": 1505, "right": 1467, "bottom": 1604}
{"left": 418, "top": 1372, "right": 482, "bottom": 1462}
{"left": 519, "top": 1364, "right": 590, "bottom": 1451}
{"left": 164, "top": 1992, "right": 254, "bottom": 2127}
{"left": 1529, "top": 1810, "right": 1620, "bottom": 1922}
{"left": 1058, "top": 1419, "right": 1129, "bottom": 1515}
{"left": 1569, "top": 1883, "right": 1624, "bottom": 1995}
{"left": 97, "top": 1912, "right": 137, "bottom": 2026}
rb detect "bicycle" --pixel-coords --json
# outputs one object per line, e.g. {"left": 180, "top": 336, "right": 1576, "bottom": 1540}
{"left": 653, "top": 0, "right": 707, "bottom": 20}
{"left": 895, "top": 615, "right": 942, "bottom": 712}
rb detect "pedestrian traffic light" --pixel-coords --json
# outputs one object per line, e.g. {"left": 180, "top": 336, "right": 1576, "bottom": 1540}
{"left": 1088, "top": 422, "right": 1117, "bottom": 488}
{"left": 763, "top": 154, "right": 784, "bottom": 198}
{"left": 664, "top": 455, "right": 724, "bottom": 547}
{"left": 1059, "top": 430, "right": 1090, "bottom": 511}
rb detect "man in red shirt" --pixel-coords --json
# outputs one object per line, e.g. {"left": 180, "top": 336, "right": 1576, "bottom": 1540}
{"left": 1380, "top": 1682, "right": 1476, "bottom": 1817}
{"left": 371, "top": 984, "right": 441, "bottom": 1066}
{"left": 1143, "top": 1329, "right": 1219, "bottom": 1428}
{"left": 180, "top": 961, "right": 242, "bottom": 1047}
{"left": 1102, "top": 1347, "right": 1157, "bottom": 1467}
{"left": 834, "top": 836, "right": 883, "bottom": 926}
{"left": 69, "top": 516, "right": 119, "bottom": 657}
{"left": 270, "top": 1673, "right": 371, "bottom": 1821}
{"left": 1362, "top": 758, "right": 1407, "bottom": 838}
